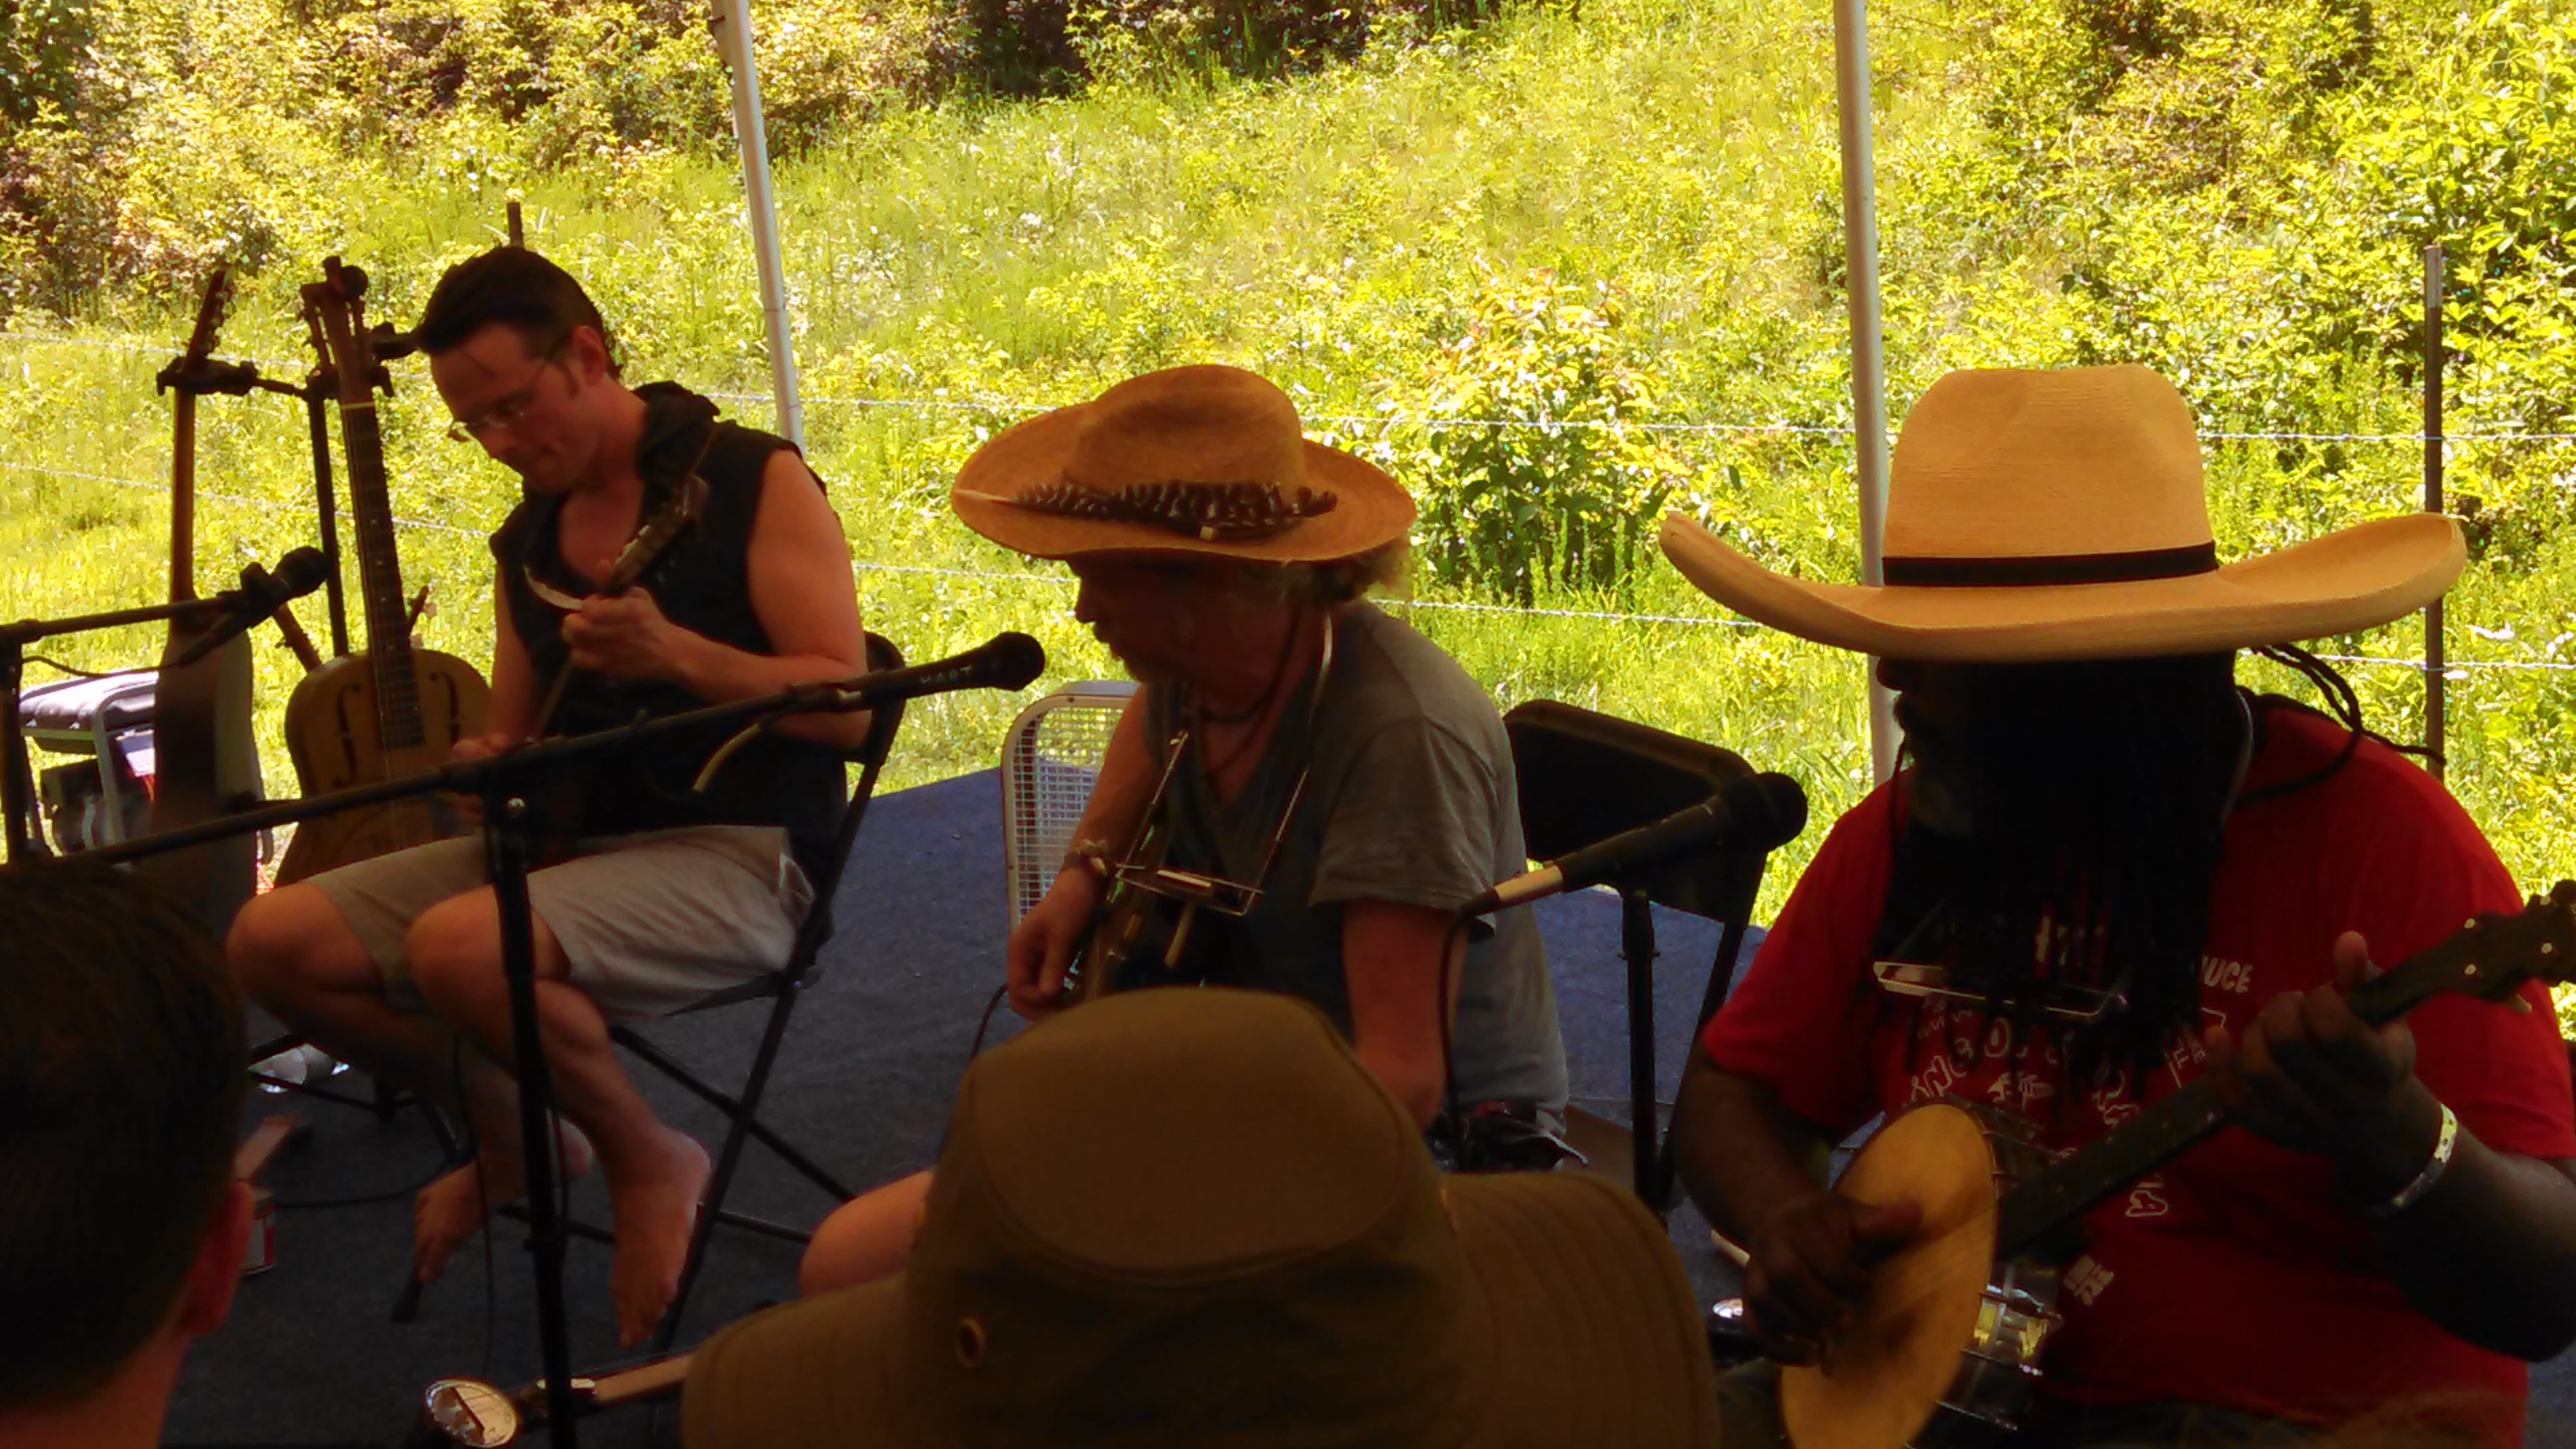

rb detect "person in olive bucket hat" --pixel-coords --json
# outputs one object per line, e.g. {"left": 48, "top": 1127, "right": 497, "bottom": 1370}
{"left": 684, "top": 987, "right": 1720, "bottom": 1447}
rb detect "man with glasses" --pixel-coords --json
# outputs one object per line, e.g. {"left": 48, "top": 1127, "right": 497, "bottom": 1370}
{"left": 227, "top": 245, "right": 872, "bottom": 1348}
{"left": 796, "top": 365, "right": 1571, "bottom": 1293}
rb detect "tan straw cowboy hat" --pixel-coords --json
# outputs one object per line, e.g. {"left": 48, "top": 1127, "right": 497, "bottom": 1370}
{"left": 953, "top": 364, "right": 1415, "bottom": 563}
{"left": 1659, "top": 364, "right": 2465, "bottom": 661}
{"left": 681, "top": 989, "right": 1719, "bottom": 1449}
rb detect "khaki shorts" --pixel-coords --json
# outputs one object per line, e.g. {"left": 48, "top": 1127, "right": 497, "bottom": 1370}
{"left": 306, "top": 825, "right": 815, "bottom": 1020}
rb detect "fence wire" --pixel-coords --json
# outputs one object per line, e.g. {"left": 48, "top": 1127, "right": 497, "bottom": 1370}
{"left": 15, "top": 455, "right": 2568, "bottom": 672}
{"left": 8, "top": 330, "right": 2576, "bottom": 442}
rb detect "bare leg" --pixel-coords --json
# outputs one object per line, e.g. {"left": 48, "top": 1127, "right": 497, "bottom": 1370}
{"left": 227, "top": 883, "right": 593, "bottom": 1284}
{"left": 408, "top": 889, "right": 710, "bottom": 1348}
{"left": 228, "top": 883, "right": 463, "bottom": 1095}
{"left": 800, "top": 1171, "right": 933, "bottom": 1295}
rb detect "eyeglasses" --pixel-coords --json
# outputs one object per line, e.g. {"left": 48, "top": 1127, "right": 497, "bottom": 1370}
{"left": 446, "top": 345, "right": 564, "bottom": 443}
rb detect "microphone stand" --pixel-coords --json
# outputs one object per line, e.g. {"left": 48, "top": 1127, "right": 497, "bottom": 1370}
{"left": 83, "top": 654, "right": 1026, "bottom": 1449}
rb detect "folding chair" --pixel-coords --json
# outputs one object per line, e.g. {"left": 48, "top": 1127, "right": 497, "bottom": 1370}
{"left": 611, "top": 630, "right": 909, "bottom": 1349}
{"left": 497, "top": 631, "right": 911, "bottom": 1351}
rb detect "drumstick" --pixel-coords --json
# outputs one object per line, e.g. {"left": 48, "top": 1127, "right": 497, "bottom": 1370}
{"left": 1709, "top": 1229, "right": 1753, "bottom": 1267}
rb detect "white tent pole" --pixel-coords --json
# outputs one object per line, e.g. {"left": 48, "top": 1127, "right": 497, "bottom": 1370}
{"left": 710, "top": 0, "right": 805, "bottom": 450}
{"left": 1833, "top": 0, "right": 1899, "bottom": 784}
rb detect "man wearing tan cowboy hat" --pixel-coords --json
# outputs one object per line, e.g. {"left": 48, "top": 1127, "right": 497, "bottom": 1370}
{"left": 797, "top": 364, "right": 1571, "bottom": 1293}
{"left": 1662, "top": 365, "right": 2576, "bottom": 1445}
{"left": 685, "top": 988, "right": 1717, "bottom": 1448}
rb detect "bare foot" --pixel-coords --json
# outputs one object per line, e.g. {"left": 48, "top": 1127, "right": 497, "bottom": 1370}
{"left": 413, "top": 1124, "right": 596, "bottom": 1285}
{"left": 605, "top": 1126, "right": 712, "bottom": 1347}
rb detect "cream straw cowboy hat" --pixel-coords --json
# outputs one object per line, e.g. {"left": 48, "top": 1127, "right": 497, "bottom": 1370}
{"left": 953, "top": 364, "right": 1415, "bottom": 564}
{"left": 1659, "top": 365, "right": 2465, "bottom": 662}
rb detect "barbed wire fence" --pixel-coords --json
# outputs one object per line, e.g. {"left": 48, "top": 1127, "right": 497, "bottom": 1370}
{"left": 4, "top": 328, "right": 2573, "bottom": 684}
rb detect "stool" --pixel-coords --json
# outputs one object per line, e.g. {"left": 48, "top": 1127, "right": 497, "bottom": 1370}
{"left": 20, "top": 669, "right": 158, "bottom": 851}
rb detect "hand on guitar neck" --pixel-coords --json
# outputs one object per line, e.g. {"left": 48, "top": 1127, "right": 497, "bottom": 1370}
{"left": 2198, "top": 929, "right": 2438, "bottom": 1200}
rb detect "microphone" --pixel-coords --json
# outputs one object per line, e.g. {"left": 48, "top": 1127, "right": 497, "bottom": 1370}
{"left": 689, "top": 633, "right": 1046, "bottom": 792}
{"left": 171, "top": 547, "right": 331, "bottom": 667}
{"left": 822, "top": 631, "right": 1046, "bottom": 710}
{"left": 1461, "top": 770, "right": 1807, "bottom": 915}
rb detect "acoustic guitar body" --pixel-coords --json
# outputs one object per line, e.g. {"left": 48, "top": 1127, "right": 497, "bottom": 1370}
{"left": 1782, "top": 1101, "right": 2060, "bottom": 1449}
{"left": 138, "top": 630, "right": 263, "bottom": 938}
{"left": 274, "top": 648, "right": 489, "bottom": 884}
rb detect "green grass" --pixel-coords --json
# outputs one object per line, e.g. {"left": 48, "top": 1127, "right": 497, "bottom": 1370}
{"left": 3, "top": 0, "right": 2572, "bottom": 946}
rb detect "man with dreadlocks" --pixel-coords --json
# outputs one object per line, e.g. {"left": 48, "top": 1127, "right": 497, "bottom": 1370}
{"left": 1664, "top": 366, "right": 2576, "bottom": 1445}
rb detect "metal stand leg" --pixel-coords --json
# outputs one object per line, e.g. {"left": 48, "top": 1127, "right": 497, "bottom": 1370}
{"left": 1619, "top": 885, "right": 1661, "bottom": 1212}
{"left": 484, "top": 779, "right": 580, "bottom": 1447}
{"left": 3, "top": 636, "right": 46, "bottom": 860}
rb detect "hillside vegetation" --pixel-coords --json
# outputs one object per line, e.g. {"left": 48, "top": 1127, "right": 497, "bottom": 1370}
{"left": 2, "top": 0, "right": 2570, "bottom": 926}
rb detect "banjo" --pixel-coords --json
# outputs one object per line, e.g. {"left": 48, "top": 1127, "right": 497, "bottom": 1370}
{"left": 1784, "top": 881, "right": 2576, "bottom": 1449}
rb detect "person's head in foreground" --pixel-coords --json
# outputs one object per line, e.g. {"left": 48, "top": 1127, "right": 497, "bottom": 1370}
{"left": 952, "top": 361, "right": 1411, "bottom": 683}
{"left": 683, "top": 988, "right": 1716, "bottom": 1447}
{"left": 0, "top": 863, "right": 251, "bottom": 1449}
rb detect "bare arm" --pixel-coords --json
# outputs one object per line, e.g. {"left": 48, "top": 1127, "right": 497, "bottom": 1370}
{"left": 562, "top": 451, "right": 872, "bottom": 747}
{"left": 1340, "top": 899, "right": 1465, "bottom": 1129}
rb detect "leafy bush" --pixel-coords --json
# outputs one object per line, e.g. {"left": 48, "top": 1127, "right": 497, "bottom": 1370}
{"left": 1382, "top": 268, "right": 1685, "bottom": 605}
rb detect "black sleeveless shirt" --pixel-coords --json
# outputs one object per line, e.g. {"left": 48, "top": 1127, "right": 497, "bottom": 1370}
{"left": 488, "top": 383, "right": 844, "bottom": 882}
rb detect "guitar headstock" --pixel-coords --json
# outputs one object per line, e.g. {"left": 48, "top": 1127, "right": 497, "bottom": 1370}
{"left": 601, "top": 474, "right": 710, "bottom": 593}
{"left": 158, "top": 266, "right": 234, "bottom": 395}
{"left": 181, "top": 265, "right": 232, "bottom": 366}
{"left": 2374, "top": 882, "right": 2576, "bottom": 1014}
{"left": 302, "top": 256, "right": 381, "bottom": 406}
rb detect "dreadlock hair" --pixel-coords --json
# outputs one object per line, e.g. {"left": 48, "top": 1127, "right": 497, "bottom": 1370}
{"left": 1873, "top": 652, "right": 2245, "bottom": 1099}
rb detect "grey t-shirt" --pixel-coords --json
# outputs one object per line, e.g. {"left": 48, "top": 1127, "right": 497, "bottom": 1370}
{"left": 1144, "top": 601, "right": 1569, "bottom": 1112}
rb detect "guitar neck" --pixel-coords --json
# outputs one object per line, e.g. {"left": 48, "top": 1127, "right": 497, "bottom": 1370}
{"left": 1991, "top": 941, "right": 2476, "bottom": 1260}
{"left": 334, "top": 396, "right": 429, "bottom": 751}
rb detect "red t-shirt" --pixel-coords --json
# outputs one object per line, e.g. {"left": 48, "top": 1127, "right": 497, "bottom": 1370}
{"left": 1702, "top": 706, "right": 2574, "bottom": 1440}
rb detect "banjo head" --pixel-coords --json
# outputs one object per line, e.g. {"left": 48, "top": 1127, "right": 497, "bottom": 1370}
{"left": 1781, "top": 1101, "right": 2005, "bottom": 1449}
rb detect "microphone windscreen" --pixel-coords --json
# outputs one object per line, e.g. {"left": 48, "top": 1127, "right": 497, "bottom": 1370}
{"left": 1740, "top": 771, "right": 1808, "bottom": 848}
{"left": 273, "top": 547, "right": 331, "bottom": 596}
{"left": 983, "top": 631, "right": 1046, "bottom": 691}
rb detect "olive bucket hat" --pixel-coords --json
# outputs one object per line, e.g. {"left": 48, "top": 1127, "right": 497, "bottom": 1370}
{"left": 681, "top": 989, "right": 1719, "bottom": 1447}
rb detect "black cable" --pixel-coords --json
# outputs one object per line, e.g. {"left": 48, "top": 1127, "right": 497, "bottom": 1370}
{"left": 968, "top": 983, "right": 1011, "bottom": 1060}
{"left": 21, "top": 654, "right": 120, "bottom": 679}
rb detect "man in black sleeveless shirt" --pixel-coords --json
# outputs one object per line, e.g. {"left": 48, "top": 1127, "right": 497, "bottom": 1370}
{"left": 227, "top": 248, "right": 871, "bottom": 1346}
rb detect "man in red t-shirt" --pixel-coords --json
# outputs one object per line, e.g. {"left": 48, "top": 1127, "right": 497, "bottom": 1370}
{"left": 1657, "top": 365, "right": 2576, "bottom": 1446}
